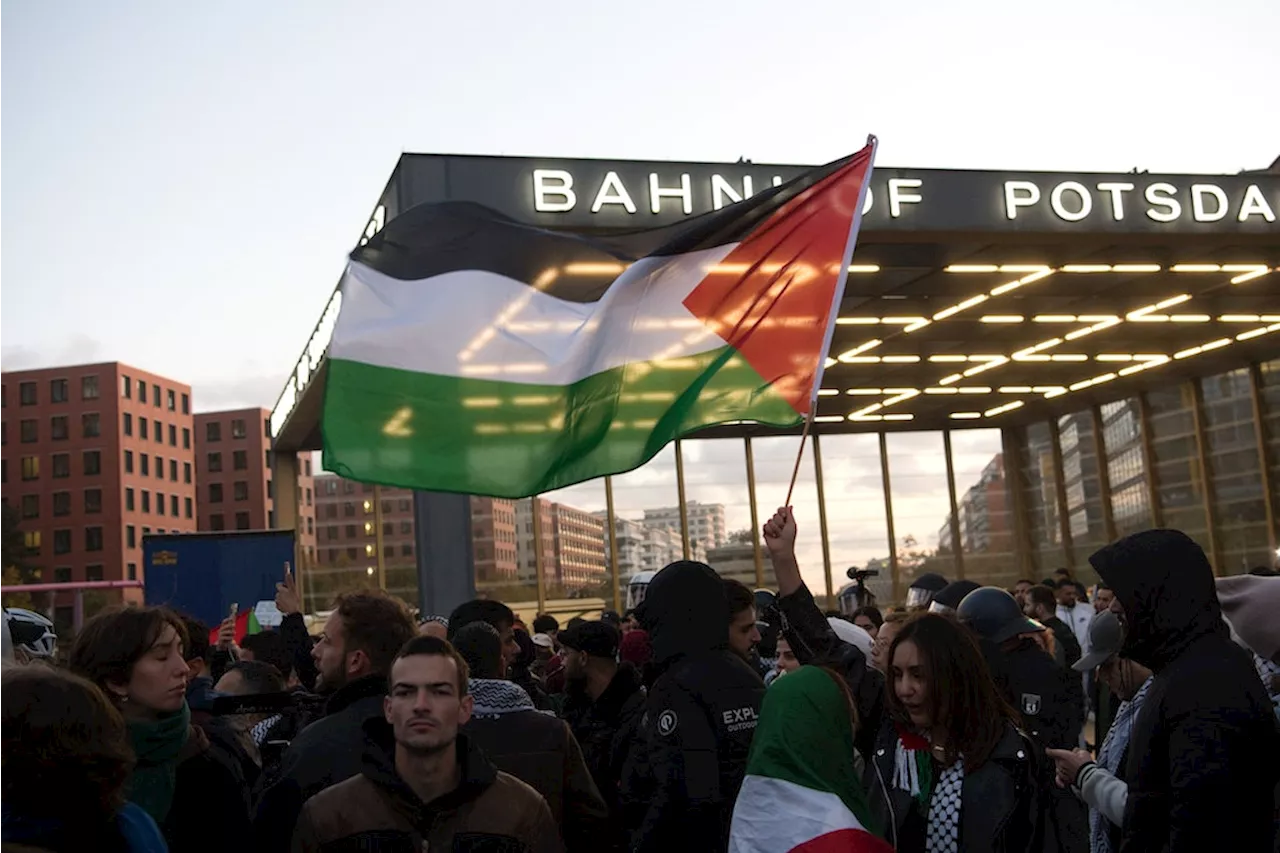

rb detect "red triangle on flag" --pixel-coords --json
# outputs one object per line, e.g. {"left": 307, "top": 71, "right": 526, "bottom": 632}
{"left": 681, "top": 147, "right": 874, "bottom": 415}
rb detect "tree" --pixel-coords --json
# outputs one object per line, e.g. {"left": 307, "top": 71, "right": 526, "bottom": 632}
{"left": 1, "top": 503, "right": 46, "bottom": 610}
{"left": 727, "top": 528, "right": 755, "bottom": 545}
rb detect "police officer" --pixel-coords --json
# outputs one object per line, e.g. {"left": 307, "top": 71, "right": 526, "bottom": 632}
{"left": 905, "top": 572, "right": 949, "bottom": 611}
{"left": 958, "top": 586, "right": 1088, "bottom": 853}
{"left": 620, "top": 560, "right": 765, "bottom": 853}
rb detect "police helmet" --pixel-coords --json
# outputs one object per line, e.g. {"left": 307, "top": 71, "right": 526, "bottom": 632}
{"left": 905, "top": 572, "right": 949, "bottom": 610}
{"left": 955, "top": 587, "right": 1041, "bottom": 645}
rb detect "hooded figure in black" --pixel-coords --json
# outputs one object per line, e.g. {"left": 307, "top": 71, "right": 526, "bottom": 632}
{"left": 619, "top": 560, "right": 765, "bottom": 853}
{"left": 1092, "top": 529, "right": 1280, "bottom": 853}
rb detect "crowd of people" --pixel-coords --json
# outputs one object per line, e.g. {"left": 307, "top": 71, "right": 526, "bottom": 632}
{"left": 2, "top": 507, "right": 1279, "bottom": 852}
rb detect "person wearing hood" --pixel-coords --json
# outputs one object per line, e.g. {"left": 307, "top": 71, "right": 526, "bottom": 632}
{"left": 761, "top": 508, "right": 886, "bottom": 764}
{"left": 1216, "top": 573, "right": 1280, "bottom": 723}
{"left": 1091, "top": 529, "right": 1280, "bottom": 852}
{"left": 292, "top": 635, "right": 562, "bottom": 852}
{"left": 620, "top": 560, "right": 765, "bottom": 852}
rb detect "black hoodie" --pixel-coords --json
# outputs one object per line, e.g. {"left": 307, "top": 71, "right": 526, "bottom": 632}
{"left": 1091, "top": 529, "right": 1279, "bottom": 852}
{"left": 621, "top": 561, "right": 765, "bottom": 853}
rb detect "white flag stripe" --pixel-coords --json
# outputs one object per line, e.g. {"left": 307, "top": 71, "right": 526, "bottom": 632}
{"left": 328, "top": 242, "right": 739, "bottom": 387}
{"left": 729, "top": 775, "right": 869, "bottom": 852}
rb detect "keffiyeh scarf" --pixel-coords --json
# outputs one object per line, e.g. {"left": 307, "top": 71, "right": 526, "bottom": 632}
{"left": 893, "top": 728, "right": 964, "bottom": 853}
{"left": 469, "top": 678, "right": 554, "bottom": 718}
{"left": 1092, "top": 676, "right": 1152, "bottom": 853}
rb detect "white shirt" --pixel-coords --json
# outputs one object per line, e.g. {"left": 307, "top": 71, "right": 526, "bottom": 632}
{"left": 1058, "top": 602, "right": 1094, "bottom": 652}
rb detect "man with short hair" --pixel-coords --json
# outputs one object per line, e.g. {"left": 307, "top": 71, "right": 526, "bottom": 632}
{"left": 449, "top": 599, "right": 522, "bottom": 676}
{"left": 293, "top": 636, "right": 562, "bottom": 853}
{"left": 452, "top": 622, "right": 608, "bottom": 851}
{"left": 1092, "top": 584, "right": 1115, "bottom": 614}
{"left": 723, "top": 579, "right": 761, "bottom": 662}
{"left": 1026, "top": 584, "right": 1082, "bottom": 668}
{"left": 560, "top": 621, "right": 645, "bottom": 842}
{"left": 1056, "top": 578, "right": 1093, "bottom": 653}
{"left": 1012, "top": 578, "right": 1035, "bottom": 608}
{"left": 255, "top": 589, "right": 417, "bottom": 851}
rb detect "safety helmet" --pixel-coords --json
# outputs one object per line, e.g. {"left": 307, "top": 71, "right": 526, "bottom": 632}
{"left": 905, "top": 572, "right": 949, "bottom": 610}
{"left": 3, "top": 608, "right": 57, "bottom": 661}
{"left": 929, "top": 579, "right": 981, "bottom": 615}
{"left": 955, "top": 587, "right": 1041, "bottom": 645}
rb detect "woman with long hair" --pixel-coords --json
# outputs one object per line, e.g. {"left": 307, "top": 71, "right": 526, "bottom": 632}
{"left": 866, "top": 613, "right": 1039, "bottom": 852}
{"left": 68, "top": 606, "right": 251, "bottom": 853}
{"left": 1, "top": 664, "right": 168, "bottom": 852}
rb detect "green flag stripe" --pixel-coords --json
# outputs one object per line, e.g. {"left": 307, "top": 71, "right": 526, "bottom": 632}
{"left": 321, "top": 346, "right": 801, "bottom": 498}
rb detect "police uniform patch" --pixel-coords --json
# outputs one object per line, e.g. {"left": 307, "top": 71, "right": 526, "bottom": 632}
{"left": 1021, "top": 693, "right": 1042, "bottom": 716}
{"left": 657, "top": 710, "right": 678, "bottom": 736}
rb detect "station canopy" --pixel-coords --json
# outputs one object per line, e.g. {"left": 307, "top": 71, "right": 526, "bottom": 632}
{"left": 272, "top": 153, "right": 1279, "bottom": 453}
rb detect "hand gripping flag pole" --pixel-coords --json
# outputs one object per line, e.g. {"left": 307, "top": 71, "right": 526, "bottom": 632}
{"left": 784, "top": 134, "right": 879, "bottom": 508}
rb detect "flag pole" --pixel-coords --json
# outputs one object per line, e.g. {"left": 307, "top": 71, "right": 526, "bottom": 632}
{"left": 782, "top": 134, "right": 879, "bottom": 510}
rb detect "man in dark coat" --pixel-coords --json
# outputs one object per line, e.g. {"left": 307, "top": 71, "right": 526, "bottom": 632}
{"left": 620, "top": 560, "right": 765, "bottom": 853}
{"left": 1092, "top": 529, "right": 1280, "bottom": 852}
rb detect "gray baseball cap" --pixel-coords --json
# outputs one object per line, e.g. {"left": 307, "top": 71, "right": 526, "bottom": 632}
{"left": 1073, "top": 609, "right": 1124, "bottom": 671}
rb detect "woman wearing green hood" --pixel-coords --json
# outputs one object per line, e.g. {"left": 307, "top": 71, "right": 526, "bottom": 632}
{"left": 69, "top": 605, "right": 251, "bottom": 852}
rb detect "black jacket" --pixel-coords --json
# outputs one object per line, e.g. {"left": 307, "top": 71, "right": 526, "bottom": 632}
{"left": 775, "top": 581, "right": 885, "bottom": 761}
{"left": 621, "top": 561, "right": 765, "bottom": 853}
{"left": 164, "top": 722, "right": 255, "bottom": 853}
{"left": 989, "top": 637, "right": 1084, "bottom": 751}
{"left": 865, "top": 720, "right": 1039, "bottom": 853}
{"left": 253, "top": 673, "right": 388, "bottom": 853}
{"left": 562, "top": 662, "right": 647, "bottom": 817}
{"left": 1093, "top": 530, "right": 1280, "bottom": 853}
{"left": 1044, "top": 615, "right": 1083, "bottom": 669}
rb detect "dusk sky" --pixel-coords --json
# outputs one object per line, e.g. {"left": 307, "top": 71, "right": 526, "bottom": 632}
{"left": 4, "top": 0, "right": 1277, "bottom": 589}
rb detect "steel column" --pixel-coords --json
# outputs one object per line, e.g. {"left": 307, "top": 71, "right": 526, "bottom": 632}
{"left": 942, "top": 430, "right": 965, "bottom": 580}
{"left": 531, "top": 497, "right": 548, "bottom": 611}
{"left": 675, "top": 441, "right": 691, "bottom": 561}
{"left": 1090, "top": 406, "right": 1118, "bottom": 543}
{"left": 1248, "top": 363, "right": 1278, "bottom": 559}
{"left": 744, "top": 438, "right": 765, "bottom": 589}
{"left": 813, "top": 434, "right": 835, "bottom": 608}
{"left": 1137, "top": 394, "right": 1163, "bottom": 528}
{"left": 1002, "top": 428, "right": 1034, "bottom": 580}
{"left": 604, "top": 476, "right": 622, "bottom": 614}
{"left": 879, "top": 433, "right": 901, "bottom": 604}
{"left": 412, "top": 492, "right": 476, "bottom": 619}
{"left": 1188, "top": 380, "right": 1223, "bottom": 574}
{"left": 1049, "top": 417, "right": 1077, "bottom": 570}
{"left": 373, "top": 485, "right": 387, "bottom": 591}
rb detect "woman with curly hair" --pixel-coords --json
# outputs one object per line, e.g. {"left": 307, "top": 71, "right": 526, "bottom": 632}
{"left": 1, "top": 664, "right": 168, "bottom": 852}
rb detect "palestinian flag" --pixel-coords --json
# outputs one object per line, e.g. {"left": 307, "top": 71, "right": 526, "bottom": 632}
{"left": 729, "top": 667, "right": 893, "bottom": 853}
{"left": 322, "top": 143, "right": 875, "bottom": 498}
{"left": 208, "top": 608, "right": 262, "bottom": 647}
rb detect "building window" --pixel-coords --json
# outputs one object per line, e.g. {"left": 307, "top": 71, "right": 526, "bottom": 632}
{"left": 269, "top": 510, "right": 277, "bottom": 528}
{"left": 325, "top": 505, "right": 336, "bottom": 520}
{"left": 22, "top": 530, "right": 41, "bottom": 556}
{"left": 51, "top": 379, "right": 70, "bottom": 403}
{"left": 20, "top": 495, "right": 39, "bottom": 519}
{"left": 266, "top": 480, "right": 274, "bottom": 500}
{"left": 154, "top": 425, "right": 161, "bottom": 444}
{"left": 208, "top": 452, "right": 222, "bottom": 472}
{"left": 54, "top": 567, "right": 72, "bottom": 583}
{"left": 184, "top": 497, "right": 193, "bottom": 519}
{"left": 305, "top": 458, "right": 313, "bottom": 476}
{"left": 53, "top": 454, "right": 70, "bottom": 478}
{"left": 209, "top": 483, "right": 223, "bottom": 504}
{"left": 235, "top": 512, "right": 251, "bottom": 530}
{"left": 122, "top": 375, "right": 132, "bottom": 399}
{"left": 21, "top": 456, "right": 39, "bottom": 480}
{"left": 19, "top": 382, "right": 37, "bottom": 406}
{"left": 210, "top": 514, "right": 225, "bottom": 531}
{"left": 127, "top": 563, "right": 138, "bottom": 580}
{"left": 181, "top": 393, "right": 190, "bottom": 415}
{"left": 167, "top": 389, "right": 176, "bottom": 411}
{"left": 182, "top": 428, "right": 190, "bottom": 449}
{"left": 85, "top": 565, "right": 104, "bottom": 582}
{"left": 170, "top": 495, "right": 178, "bottom": 516}
{"left": 169, "top": 459, "right": 177, "bottom": 481}
{"left": 398, "top": 499, "right": 411, "bottom": 512}
{"left": 53, "top": 529, "right": 72, "bottom": 555}
{"left": 141, "top": 491, "right": 151, "bottom": 513}
{"left": 156, "top": 493, "right": 165, "bottom": 516}
{"left": 306, "top": 517, "right": 314, "bottom": 535}
{"left": 140, "top": 454, "right": 149, "bottom": 476}
{"left": 85, "top": 527, "right": 104, "bottom": 552}
{"left": 154, "top": 458, "right": 163, "bottom": 480}
{"left": 20, "top": 419, "right": 37, "bottom": 443}
{"left": 125, "top": 488, "right": 135, "bottom": 511}
{"left": 233, "top": 481, "right": 249, "bottom": 501}
{"left": 343, "top": 502, "right": 355, "bottom": 518}
{"left": 82, "top": 375, "right": 100, "bottom": 401}
{"left": 183, "top": 462, "right": 192, "bottom": 483}
{"left": 140, "top": 417, "right": 149, "bottom": 440}
{"left": 83, "top": 450, "right": 101, "bottom": 476}
{"left": 139, "top": 382, "right": 147, "bottom": 404}
{"left": 346, "top": 523, "right": 358, "bottom": 538}
{"left": 231, "top": 418, "right": 246, "bottom": 439}
{"left": 152, "top": 387, "right": 160, "bottom": 408}
{"left": 84, "top": 488, "right": 103, "bottom": 514}
{"left": 206, "top": 422, "right": 221, "bottom": 442}
{"left": 127, "top": 525, "right": 136, "bottom": 548}
{"left": 168, "top": 424, "right": 176, "bottom": 446}
{"left": 123, "top": 450, "right": 133, "bottom": 474}
{"left": 82, "top": 413, "right": 101, "bottom": 438}
{"left": 54, "top": 491, "right": 71, "bottom": 516}
{"left": 400, "top": 521, "right": 412, "bottom": 535}
{"left": 233, "top": 450, "right": 248, "bottom": 471}
{"left": 383, "top": 521, "right": 394, "bottom": 537}
{"left": 123, "top": 413, "right": 133, "bottom": 436}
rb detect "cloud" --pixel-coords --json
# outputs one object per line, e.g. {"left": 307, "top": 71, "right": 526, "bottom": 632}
{"left": 192, "top": 372, "right": 288, "bottom": 412}
{"left": 2, "top": 335, "right": 103, "bottom": 369}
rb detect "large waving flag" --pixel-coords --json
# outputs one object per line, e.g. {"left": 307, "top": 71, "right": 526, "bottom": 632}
{"left": 730, "top": 666, "right": 893, "bottom": 853}
{"left": 322, "top": 143, "right": 875, "bottom": 498}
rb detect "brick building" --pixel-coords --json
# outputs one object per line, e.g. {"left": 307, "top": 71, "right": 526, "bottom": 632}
{"left": 193, "top": 407, "right": 316, "bottom": 565}
{"left": 1, "top": 363, "right": 197, "bottom": 617}
{"left": 517, "top": 499, "right": 607, "bottom": 597}
{"left": 312, "top": 474, "right": 418, "bottom": 609}
{"left": 471, "top": 497, "right": 519, "bottom": 587}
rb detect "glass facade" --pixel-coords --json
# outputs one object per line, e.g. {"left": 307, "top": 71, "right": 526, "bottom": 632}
{"left": 302, "top": 362, "right": 1279, "bottom": 615}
